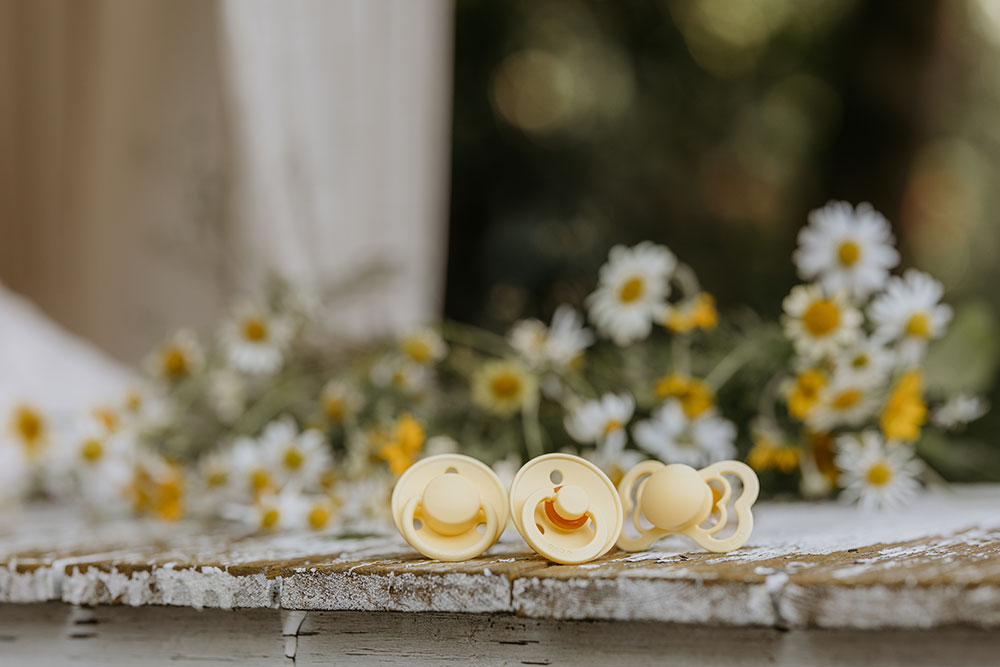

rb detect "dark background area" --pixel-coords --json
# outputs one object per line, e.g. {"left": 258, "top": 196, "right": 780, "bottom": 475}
{"left": 444, "top": 0, "right": 1000, "bottom": 474}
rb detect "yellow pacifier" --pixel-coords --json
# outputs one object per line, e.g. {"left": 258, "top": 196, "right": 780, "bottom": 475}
{"left": 391, "top": 454, "right": 508, "bottom": 561}
{"left": 508, "top": 453, "right": 623, "bottom": 565}
{"left": 616, "top": 460, "right": 759, "bottom": 553}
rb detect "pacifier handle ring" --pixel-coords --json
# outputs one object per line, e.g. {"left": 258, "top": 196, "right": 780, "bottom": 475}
{"left": 400, "top": 496, "right": 499, "bottom": 562}
{"left": 616, "top": 461, "right": 666, "bottom": 553}
{"left": 520, "top": 489, "right": 609, "bottom": 565}
{"left": 683, "top": 461, "right": 759, "bottom": 553}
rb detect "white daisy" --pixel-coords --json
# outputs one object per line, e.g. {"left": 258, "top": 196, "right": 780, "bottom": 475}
{"left": 868, "top": 270, "right": 952, "bottom": 366}
{"left": 423, "top": 435, "right": 460, "bottom": 457}
{"left": 806, "top": 372, "right": 879, "bottom": 432}
{"left": 319, "top": 379, "right": 364, "bottom": 425}
{"left": 564, "top": 393, "right": 635, "bottom": 453}
{"left": 49, "top": 417, "right": 133, "bottom": 507}
{"left": 836, "top": 430, "right": 922, "bottom": 510}
{"left": 119, "top": 386, "right": 171, "bottom": 431}
{"left": 0, "top": 443, "right": 29, "bottom": 508}
{"left": 231, "top": 435, "right": 277, "bottom": 499}
{"left": 632, "top": 399, "right": 736, "bottom": 467}
{"left": 399, "top": 328, "right": 448, "bottom": 365}
{"left": 582, "top": 445, "right": 645, "bottom": 487}
{"left": 144, "top": 329, "right": 204, "bottom": 382}
{"left": 370, "top": 355, "right": 430, "bottom": 394}
{"left": 782, "top": 284, "right": 862, "bottom": 358}
{"left": 509, "top": 306, "right": 594, "bottom": 368}
{"left": 932, "top": 394, "right": 989, "bottom": 430}
{"left": 208, "top": 369, "right": 246, "bottom": 423}
{"left": 259, "top": 417, "right": 332, "bottom": 489}
{"left": 197, "top": 447, "right": 239, "bottom": 504}
{"left": 587, "top": 242, "right": 677, "bottom": 346}
{"left": 221, "top": 304, "right": 294, "bottom": 375}
{"left": 250, "top": 490, "right": 312, "bottom": 531}
{"left": 830, "top": 335, "right": 893, "bottom": 386}
{"left": 794, "top": 201, "right": 900, "bottom": 300}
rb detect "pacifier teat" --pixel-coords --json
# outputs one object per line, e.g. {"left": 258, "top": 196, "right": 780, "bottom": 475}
{"left": 391, "top": 454, "right": 508, "bottom": 561}
{"left": 509, "top": 453, "right": 623, "bottom": 565}
{"left": 616, "top": 460, "right": 759, "bottom": 553}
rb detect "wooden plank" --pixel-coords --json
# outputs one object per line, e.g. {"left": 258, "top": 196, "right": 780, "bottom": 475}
{"left": 2, "top": 488, "right": 1000, "bottom": 630}
{"left": 2, "top": 604, "right": 1000, "bottom": 666}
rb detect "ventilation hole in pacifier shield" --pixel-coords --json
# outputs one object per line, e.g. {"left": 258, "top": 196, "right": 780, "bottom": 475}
{"left": 413, "top": 518, "right": 423, "bottom": 531}
{"left": 445, "top": 467, "right": 458, "bottom": 474}
{"left": 536, "top": 523, "right": 546, "bottom": 535}
{"left": 476, "top": 522, "right": 487, "bottom": 534}
{"left": 549, "top": 469, "right": 563, "bottom": 484}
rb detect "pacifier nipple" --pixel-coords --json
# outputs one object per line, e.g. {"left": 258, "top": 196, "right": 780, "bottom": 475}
{"left": 421, "top": 473, "right": 481, "bottom": 536}
{"left": 547, "top": 484, "right": 590, "bottom": 529}
{"left": 391, "top": 454, "right": 508, "bottom": 561}
{"left": 509, "top": 453, "right": 623, "bottom": 565}
{"left": 640, "top": 465, "right": 712, "bottom": 531}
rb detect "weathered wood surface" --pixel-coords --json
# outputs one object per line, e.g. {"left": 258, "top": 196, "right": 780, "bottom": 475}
{"left": 3, "top": 604, "right": 1000, "bottom": 666}
{"left": 2, "top": 486, "right": 1000, "bottom": 632}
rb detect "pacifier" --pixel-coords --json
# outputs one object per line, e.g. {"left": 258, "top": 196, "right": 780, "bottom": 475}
{"left": 508, "top": 453, "right": 623, "bottom": 565}
{"left": 391, "top": 454, "right": 508, "bottom": 561}
{"left": 616, "top": 460, "right": 759, "bottom": 553}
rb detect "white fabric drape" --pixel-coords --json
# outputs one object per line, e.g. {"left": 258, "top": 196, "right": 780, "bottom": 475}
{"left": 0, "top": 0, "right": 453, "bottom": 365}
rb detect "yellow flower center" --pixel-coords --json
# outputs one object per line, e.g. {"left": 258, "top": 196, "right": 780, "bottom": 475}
{"left": 251, "top": 469, "right": 272, "bottom": 493}
{"left": 618, "top": 277, "right": 644, "bottom": 303}
{"left": 491, "top": 374, "right": 522, "bottom": 399}
{"left": 13, "top": 406, "right": 44, "bottom": 444}
{"left": 837, "top": 240, "right": 861, "bottom": 267}
{"left": 283, "top": 446, "right": 305, "bottom": 470}
{"left": 260, "top": 508, "right": 280, "bottom": 529}
{"left": 832, "top": 389, "right": 862, "bottom": 410}
{"left": 402, "top": 338, "right": 432, "bottom": 363}
{"left": 851, "top": 354, "right": 869, "bottom": 369}
{"left": 207, "top": 470, "right": 228, "bottom": 488}
{"left": 81, "top": 438, "right": 104, "bottom": 462}
{"left": 308, "top": 505, "right": 331, "bottom": 530}
{"left": 242, "top": 317, "right": 269, "bottom": 342}
{"left": 125, "top": 391, "right": 143, "bottom": 413}
{"left": 603, "top": 419, "right": 623, "bottom": 437}
{"left": 323, "top": 397, "right": 345, "bottom": 424}
{"left": 802, "top": 299, "right": 840, "bottom": 337}
{"left": 161, "top": 346, "right": 189, "bottom": 378}
{"left": 866, "top": 461, "right": 892, "bottom": 487}
{"left": 94, "top": 407, "right": 119, "bottom": 432}
{"left": 905, "top": 313, "right": 931, "bottom": 339}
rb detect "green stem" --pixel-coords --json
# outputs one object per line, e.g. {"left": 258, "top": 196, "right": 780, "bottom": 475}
{"left": 440, "top": 320, "right": 513, "bottom": 358}
{"left": 704, "top": 339, "right": 755, "bottom": 390}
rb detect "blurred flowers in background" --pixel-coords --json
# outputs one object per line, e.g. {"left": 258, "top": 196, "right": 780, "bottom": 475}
{"left": 751, "top": 201, "right": 990, "bottom": 508}
{"left": 0, "top": 206, "right": 993, "bottom": 527}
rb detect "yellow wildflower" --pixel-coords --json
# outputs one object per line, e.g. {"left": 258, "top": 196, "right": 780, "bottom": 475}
{"left": 786, "top": 370, "right": 826, "bottom": 420}
{"left": 654, "top": 372, "right": 714, "bottom": 418}
{"left": 129, "top": 461, "right": 185, "bottom": 521}
{"left": 377, "top": 414, "right": 426, "bottom": 475}
{"left": 880, "top": 370, "right": 927, "bottom": 442}
{"left": 664, "top": 293, "right": 719, "bottom": 333}
{"left": 747, "top": 432, "right": 800, "bottom": 473}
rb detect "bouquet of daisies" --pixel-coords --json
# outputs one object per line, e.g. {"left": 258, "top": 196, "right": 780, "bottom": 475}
{"left": 748, "top": 201, "right": 989, "bottom": 509}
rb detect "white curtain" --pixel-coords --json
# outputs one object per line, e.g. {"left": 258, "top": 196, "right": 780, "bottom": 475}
{"left": 0, "top": 0, "right": 453, "bottom": 371}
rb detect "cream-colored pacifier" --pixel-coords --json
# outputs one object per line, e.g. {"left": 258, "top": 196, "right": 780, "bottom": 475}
{"left": 508, "top": 453, "right": 623, "bottom": 565}
{"left": 391, "top": 454, "right": 508, "bottom": 561}
{"left": 616, "top": 460, "right": 759, "bottom": 553}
